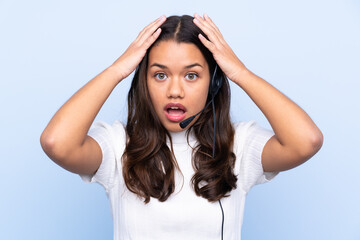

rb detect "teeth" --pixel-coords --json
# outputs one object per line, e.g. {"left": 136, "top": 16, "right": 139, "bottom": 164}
{"left": 170, "top": 107, "right": 179, "bottom": 109}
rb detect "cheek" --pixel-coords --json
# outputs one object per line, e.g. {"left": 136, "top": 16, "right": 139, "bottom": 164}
{"left": 147, "top": 82, "right": 162, "bottom": 110}
{"left": 187, "top": 86, "right": 209, "bottom": 110}
{"left": 194, "top": 81, "right": 210, "bottom": 99}
{"left": 146, "top": 78, "right": 154, "bottom": 98}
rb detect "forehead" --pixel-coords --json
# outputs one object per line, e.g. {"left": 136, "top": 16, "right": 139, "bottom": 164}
{"left": 148, "top": 40, "right": 208, "bottom": 68}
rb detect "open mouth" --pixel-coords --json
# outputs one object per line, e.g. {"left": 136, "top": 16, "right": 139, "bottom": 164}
{"left": 164, "top": 103, "right": 187, "bottom": 122}
{"left": 167, "top": 107, "right": 185, "bottom": 116}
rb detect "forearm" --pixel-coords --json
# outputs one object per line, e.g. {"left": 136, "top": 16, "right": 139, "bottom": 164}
{"left": 233, "top": 68, "right": 323, "bottom": 155}
{"left": 41, "top": 66, "right": 122, "bottom": 158}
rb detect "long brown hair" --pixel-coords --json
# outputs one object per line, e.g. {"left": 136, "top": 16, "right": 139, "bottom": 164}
{"left": 123, "top": 15, "right": 237, "bottom": 203}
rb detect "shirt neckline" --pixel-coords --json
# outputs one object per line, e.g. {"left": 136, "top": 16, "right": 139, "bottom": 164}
{"left": 167, "top": 128, "right": 197, "bottom": 145}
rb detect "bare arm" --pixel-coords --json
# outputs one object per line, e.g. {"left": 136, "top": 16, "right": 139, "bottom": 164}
{"left": 193, "top": 13, "right": 323, "bottom": 172}
{"left": 40, "top": 15, "right": 167, "bottom": 175}
{"left": 40, "top": 66, "right": 122, "bottom": 174}
{"left": 234, "top": 69, "right": 323, "bottom": 172}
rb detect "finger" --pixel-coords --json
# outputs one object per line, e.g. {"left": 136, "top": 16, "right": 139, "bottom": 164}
{"left": 198, "top": 33, "right": 216, "bottom": 53}
{"left": 139, "top": 15, "right": 165, "bottom": 35}
{"left": 137, "top": 15, "right": 166, "bottom": 42}
{"left": 137, "top": 15, "right": 166, "bottom": 41}
{"left": 143, "top": 27, "right": 162, "bottom": 49}
{"left": 193, "top": 14, "right": 221, "bottom": 45}
{"left": 203, "top": 14, "right": 224, "bottom": 39}
{"left": 135, "top": 17, "right": 165, "bottom": 49}
{"left": 194, "top": 13, "right": 215, "bottom": 30}
{"left": 195, "top": 14, "right": 227, "bottom": 47}
{"left": 198, "top": 14, "right": 227, "bottom": 47}
{"left": 194, "top": 13, "right": 220, "bottom": 41}
{"left": 136, "top": 17, "right": 160, "bottom": 39}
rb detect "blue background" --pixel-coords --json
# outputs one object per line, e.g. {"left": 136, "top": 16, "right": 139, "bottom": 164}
{"left": 1, "top": 0, "right": 359, "bottom": 239}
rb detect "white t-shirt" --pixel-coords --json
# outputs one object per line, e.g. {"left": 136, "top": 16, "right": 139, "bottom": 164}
{"left": 79, "top": 120, "right": 279, "bottom": 240}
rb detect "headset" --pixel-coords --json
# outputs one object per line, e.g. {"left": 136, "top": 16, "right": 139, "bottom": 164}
{"left": 179, "top": 64, "right": 224, "bottom": 240}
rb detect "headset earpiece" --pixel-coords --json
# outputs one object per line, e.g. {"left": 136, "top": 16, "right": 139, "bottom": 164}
{"left": 209, "top": 64, "right": 223, "bottom": 97}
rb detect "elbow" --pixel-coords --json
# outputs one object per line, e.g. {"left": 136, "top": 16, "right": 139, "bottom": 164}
{"left": 309, "top": 127, "right": 323, "bottom": 153}
{"left": 298, "top": 130, "right": 324, "bottom": 160}
{"left": 40, "top": 130, "right": 54, "bottom": 155}
{"left": 312, "top": 130, "right": 324, "bottom": 153}
{"left": 40, "top": 131, "right": 68, "bottom": 163}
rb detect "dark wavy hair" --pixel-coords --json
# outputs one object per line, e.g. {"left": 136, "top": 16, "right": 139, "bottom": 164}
{"left": 123, "top": 15, "right": 237, "bottom": 203}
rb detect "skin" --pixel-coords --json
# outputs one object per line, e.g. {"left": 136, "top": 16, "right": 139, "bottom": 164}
{"left": 146, "top": 40, "right": 210, "bottom": 133}
{"left": 40, "top": 16, "right": 168, "bottom": 175}
{"left": 40, "top": 14, "right": 323, "bottom": 177}
{"left": 192, "top": 13, "right": 323, "bottom": 172}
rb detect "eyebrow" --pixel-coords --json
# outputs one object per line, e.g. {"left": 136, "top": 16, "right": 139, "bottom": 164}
{"left": 149, "top": 63, "right": 203, "bottom": 69}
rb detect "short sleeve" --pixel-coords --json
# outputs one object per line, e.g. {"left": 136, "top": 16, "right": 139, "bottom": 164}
{"left": 234, "top": 121, "right": 279, "bottom": 193}
{"left": 79, "top": 120, "right": 126, "bottom": 192}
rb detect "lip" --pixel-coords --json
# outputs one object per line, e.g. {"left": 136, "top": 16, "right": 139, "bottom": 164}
{"left": 164, "top": 103, "right": 187, "bottom": 111}
{"left": 164, "top": 102, "right": 187, "bottom": 122}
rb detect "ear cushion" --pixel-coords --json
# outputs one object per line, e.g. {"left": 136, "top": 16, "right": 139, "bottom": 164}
{"left": 209, "top": 64, "right": 223, "bottom": 97}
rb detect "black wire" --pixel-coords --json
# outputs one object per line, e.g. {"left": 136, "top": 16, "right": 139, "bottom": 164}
{"left": 219, "top": 199, "right": 224, "bottom": 240}
{"left": 212, "top": 96, "right": 224, "bottom": 240}
{"left": 212, "top": 96, "right": 215, "bottom": 159}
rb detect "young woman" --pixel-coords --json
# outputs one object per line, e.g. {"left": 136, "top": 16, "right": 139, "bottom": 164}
{"left": 40, "top": 14, "right": 323, "bottom": 240}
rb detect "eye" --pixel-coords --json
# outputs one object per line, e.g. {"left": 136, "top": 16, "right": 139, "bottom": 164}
{"left": 185, "top": 73, "right": 198, "bottom": 81}
{"left": 154, "top": 72, "right": 167, "bottom": 81}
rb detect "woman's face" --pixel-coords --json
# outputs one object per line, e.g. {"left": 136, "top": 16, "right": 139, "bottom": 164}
{"left": 147, "top": 40, "right": 210, "bottom": 132}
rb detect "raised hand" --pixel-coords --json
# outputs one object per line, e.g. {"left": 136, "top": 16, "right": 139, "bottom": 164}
{"left": 111, "top": 15, "right": 167, "bottom": 81}
{"left": 193, "top": 13, "right": 247, "bottom": 83}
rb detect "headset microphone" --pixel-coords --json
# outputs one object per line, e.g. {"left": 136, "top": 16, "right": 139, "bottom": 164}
{"left": 179, "top": 100, "right": 213, "bottom": 129}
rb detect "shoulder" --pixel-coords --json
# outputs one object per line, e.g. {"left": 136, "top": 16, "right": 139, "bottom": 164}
{"left": 232, "top": 120, "right": 273, "bottom": 152}
{"left": 88, "top": 120, "right": 127, "bottom": 158}
{"left": 232, "top": 121, "right": 278, "bottom": 192}
{"left": 90, "top": 120, "right": 126, "bottom": 131}
{"left": 89, "top": 120, "right": 126, "bottom": 139}
{"left": 232, "top": 120, "right": 273, "bottom": 140}
{"left": 231, "top": 120, "right": 274, "bottom": 167}
{"left": 232, "top": 121, "right": 255, "bottom": 134}
{"left": 232, "top": 120, "right": 266, "bottom": 132}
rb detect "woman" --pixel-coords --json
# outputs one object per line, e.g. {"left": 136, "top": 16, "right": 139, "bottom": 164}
{"left": 40, "top": 14, "right": 323, "bottom": 240}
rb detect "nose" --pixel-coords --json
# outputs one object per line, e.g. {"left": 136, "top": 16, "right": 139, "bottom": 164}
{"left": 166, "top": 78, "right": 184, "bottom": 99}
